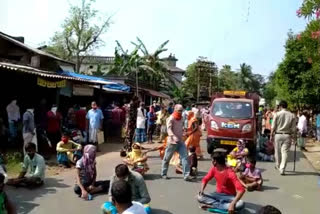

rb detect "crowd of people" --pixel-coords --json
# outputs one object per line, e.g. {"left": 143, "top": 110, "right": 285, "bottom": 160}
{"left": 0, "top": 97, "right": 291, "bottom": 214}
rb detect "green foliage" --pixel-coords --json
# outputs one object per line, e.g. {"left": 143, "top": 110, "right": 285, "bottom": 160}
{"left": 299, "top": 0, "right": 320, "bottom": 18}
{"left": 46, "top": 0, "right": 111, "bottom": 72}
{"left": 109, "top": 38, "right": 172, "bottom": 91}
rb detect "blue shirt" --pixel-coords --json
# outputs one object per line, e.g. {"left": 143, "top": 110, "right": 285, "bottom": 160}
{"left": 316, "top": 114, "right": 320, "bottom": 128}
{"left": 86, "top": 109, "right": 104, "bottom": 129}
{"left": 147, "top": 112, "right": 156, "bottom": 126}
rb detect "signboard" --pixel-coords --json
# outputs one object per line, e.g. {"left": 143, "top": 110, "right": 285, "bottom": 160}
{"left": 73, "top": 84, "right": 94, "bottom": 96}
{"left": 37, "top": 77, "right": 66, "bottom": 88}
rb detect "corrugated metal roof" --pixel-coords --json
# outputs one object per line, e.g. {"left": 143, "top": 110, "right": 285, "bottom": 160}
{"left": 0, "top": 62, "right": 131, "bottom": 92}
{"left": 0, "top": 62, "right": 105, "bottom": 84}
{"left": 0, "top": 31, "right": 74, "bottom": 66}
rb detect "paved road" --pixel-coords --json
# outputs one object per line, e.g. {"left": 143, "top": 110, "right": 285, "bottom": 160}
{"left": 7, "top": 139, "right": 320, "bottom": 214}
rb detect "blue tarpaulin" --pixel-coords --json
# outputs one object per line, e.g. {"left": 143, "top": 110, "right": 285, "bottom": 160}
{"left": 58, "top": 71, "right": 130, "bottom": 92}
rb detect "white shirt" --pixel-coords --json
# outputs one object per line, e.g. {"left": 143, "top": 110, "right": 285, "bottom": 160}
{"left": 136, "top": 108, "right": 147, "bottom": 129}
{"left": 6, "top": 102, "right": 20, "bottom": 121}
{"left": 123, "top": 202, "right": 147, "bottom": 214}
{"left": 297, "top": 115, "right": 307, "bottom": 134}
{"left": 192, "top": 107, "right": 200, "bottom": 118}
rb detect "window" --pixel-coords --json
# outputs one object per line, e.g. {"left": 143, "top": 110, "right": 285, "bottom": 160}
{"left": 212, "top": 101, "right": 252, "bottom": 119}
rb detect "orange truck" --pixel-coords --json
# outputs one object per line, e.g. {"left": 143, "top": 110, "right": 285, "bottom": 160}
{"left": 205, "top": 91, "right": 260, "bottom": 154}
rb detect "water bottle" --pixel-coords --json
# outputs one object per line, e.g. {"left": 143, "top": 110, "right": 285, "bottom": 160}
{"left": 88, "top": 194, "right": 93, "bottom": 200}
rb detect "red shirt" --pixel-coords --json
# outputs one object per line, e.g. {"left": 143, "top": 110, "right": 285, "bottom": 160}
{"left": 47, "top": 111, "right": 62, "bottom": 133}
{"left": 75, "top": 109, "right": 87, "bottom": 131}
{"left": 112, "top": 107, "right": 124, "bottom": 125}
{"left": 202, "top": 166, "right": 245, "bottom": 196}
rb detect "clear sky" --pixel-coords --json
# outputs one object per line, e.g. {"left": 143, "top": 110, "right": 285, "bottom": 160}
{"left": 0, "top": 0, "right": 308, "bottom": 76}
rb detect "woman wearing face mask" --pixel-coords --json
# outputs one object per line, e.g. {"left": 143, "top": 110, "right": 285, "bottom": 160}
{"left": 46, "top": 105, "right": 62, "bottom": 153}
{"left": 74, "top": 145, "right": 110, "bottom": 200}
{"left": 123, "top": 143, "right": 149, "bottom": 175}
{"left": 56, "top": 132, "right": 82, "bottom": 168}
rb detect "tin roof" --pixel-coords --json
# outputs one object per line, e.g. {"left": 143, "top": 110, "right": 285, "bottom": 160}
{"left": 0, "top": 62, "right": 130, "bottom": 92}
{"left": 0, "top": 31, "right": 74, "bottom": 66}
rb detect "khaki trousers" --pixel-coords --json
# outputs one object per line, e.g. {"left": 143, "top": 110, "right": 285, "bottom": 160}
{"left": 274, "top": 134, "right": 291, "bottom": 172}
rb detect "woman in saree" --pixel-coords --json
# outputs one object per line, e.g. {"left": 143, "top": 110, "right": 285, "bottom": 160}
{"left": 185, "top": 111, "right": 203, "bottom": 159}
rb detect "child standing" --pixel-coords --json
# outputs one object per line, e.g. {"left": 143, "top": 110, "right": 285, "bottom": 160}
{"left": 239, "top": 158, "right": 263, "bottom": 191}
{"left": 0, "top": 173, "right": 16, "bottom": 214}
{"left": 188, "top": 146, "right": 198, "bottom": 177}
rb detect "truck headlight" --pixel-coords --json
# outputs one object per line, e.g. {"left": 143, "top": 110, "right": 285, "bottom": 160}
{"left": 211, "top": 121, "right": 219, "bottom": 130}
{"left": 242, "top": 124, "right": 252, "bottom": 133}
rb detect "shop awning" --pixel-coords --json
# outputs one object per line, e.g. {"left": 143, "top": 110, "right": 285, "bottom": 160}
{"left": 145, "top": 88, "right": 171, "bottom": 99}
{"left": 0, "top": 62, "right": 130, "bottom": 92}
{"left": 58, "top": 71, "right": 130, "bottom": 92}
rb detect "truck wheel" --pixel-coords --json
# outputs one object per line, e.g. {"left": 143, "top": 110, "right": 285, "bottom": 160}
{"left": 207, "top": 142, "right": 215, "bottom": 154}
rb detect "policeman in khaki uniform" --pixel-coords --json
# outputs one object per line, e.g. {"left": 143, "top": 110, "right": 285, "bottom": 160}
{"left": 270, "top": 101, "right": 296, "bottom": 175}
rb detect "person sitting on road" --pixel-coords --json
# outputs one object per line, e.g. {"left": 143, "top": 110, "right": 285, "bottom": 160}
{"left": 107, "top": 164, "right": 151, "bottom": 214}
{"left": 0, "top": 173, "right": 16, "bottom": 214}
{"left": 198, "top": 149, "right": 245, "bottom": 214}
{"left": 56, "top": 132, "right": 82, "bottom": 168}
{"left": 74, "top": 145, "right": 109, "bottom": 200}
{"left": 239, "top": 157, "right": 263, "bottom": 191}
{"left": 123, "top": 143, "right": 149, "bottom": 175}
{"left": 102, "top": 180, "right": 147, "bottom": 214}
{"left": 258, "top": 205, "right": 281, "bottom": 214}
{"left": 7, "top": 143, "right": 45, "bottom": 188}
{"left": 227, "top": 139, "right": 249, "bottom": 172}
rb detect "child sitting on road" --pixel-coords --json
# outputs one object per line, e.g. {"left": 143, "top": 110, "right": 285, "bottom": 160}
{"left": 0, "top": 173, "right": 15, "bottom": 214}
{"left": 188, "top": 146, "right": 198, "bottom": 177}
{"left": 123, "top": 143, "right": 149, "bottom": 175}
{"left": 227, "top": 139, "right": 249, "bottom": 172}
{"left": 239, "top": 157, "right": 263, "bottom": 191}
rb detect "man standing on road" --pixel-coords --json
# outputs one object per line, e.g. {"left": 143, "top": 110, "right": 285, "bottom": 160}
{"left": 161, "top": 104, "right": 193, "bottom": 181}
{"left": 22, "top": 106, "right": 36, "bottom": 155}
{"left": 86, "top": 101, "right": 104, "bottom": 151}
{"left": 271, "top": 100, "right": 296, "bottom": 175}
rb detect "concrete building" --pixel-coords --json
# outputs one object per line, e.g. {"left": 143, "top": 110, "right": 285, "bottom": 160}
{"left": 77, "top": 54, "right": 185, "bottom": 86}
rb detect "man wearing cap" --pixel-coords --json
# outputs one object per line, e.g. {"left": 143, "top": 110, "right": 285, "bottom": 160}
{"left": 161, "top": 104, "right": 193, "bottom": 181}
{"left": 270, "top": 100, "right": 296, "bottom": 175}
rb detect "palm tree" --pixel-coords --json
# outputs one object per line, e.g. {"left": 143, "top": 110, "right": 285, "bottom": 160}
{"left": 239, "top": 63, "right": 253, "bottom": 90}
{"left": 132, "top": 38, "right": 173, "bottom": 89}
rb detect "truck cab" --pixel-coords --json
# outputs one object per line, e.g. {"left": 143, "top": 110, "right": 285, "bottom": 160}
{"left": 206, "top": 91, "right": 259, "bottom": 154}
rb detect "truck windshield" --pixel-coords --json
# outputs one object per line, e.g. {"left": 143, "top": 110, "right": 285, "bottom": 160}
{"left": 212, "top": 101, "right": 252, "bottom": 119}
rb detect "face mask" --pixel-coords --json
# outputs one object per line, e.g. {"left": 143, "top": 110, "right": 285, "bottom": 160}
{"left": 28, "top": 109, "right": 34, "bottom": 114}
{"left": 132, "top": 148, "right": 141, "bottom": 154}
{"left": 62, "top": 137, "right": 69, "bottom": 144}
{"left": 245, "top": 163, "right": 252, "bottom": 168}
{"left": 27, "top": 152, "right": 35, "bottom": 159}
{"left": 51, "top": 107, "right": 57, "bottom": 113}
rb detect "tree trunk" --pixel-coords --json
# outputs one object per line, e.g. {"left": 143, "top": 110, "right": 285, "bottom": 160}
{"left": 76, "top": 54, "right": 81, "bottom": 73}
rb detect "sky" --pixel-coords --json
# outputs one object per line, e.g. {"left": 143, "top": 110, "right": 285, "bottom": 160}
{"left": 0, "top": 0, "right": 308, "bottom": 76}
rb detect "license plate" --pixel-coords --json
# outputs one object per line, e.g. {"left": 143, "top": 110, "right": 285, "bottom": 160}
{"left": 221, "top": 140, "right": 237, "bottom": 145}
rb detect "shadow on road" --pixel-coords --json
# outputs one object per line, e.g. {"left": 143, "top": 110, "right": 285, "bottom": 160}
{"left": 244, "top": 202, "right": 263, "bottom": 214}
{"left": 144, "top": 173, "right": 162, "bottom": 180}
{"left": 283, "top": 171, "right": 319, "bottom": 176}
{"left": 151, "top": 208, "right": 174, "bottom": 214}
{"left": 262, "top": 185, "right": 279, "bottom": 191}
{"left": 7, "top": 177, "right": 70, "bottom": 214}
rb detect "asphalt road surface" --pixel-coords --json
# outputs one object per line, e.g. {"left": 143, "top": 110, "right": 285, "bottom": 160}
{"left": 7, "top": 139, "right": 320, "bottom": 214}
